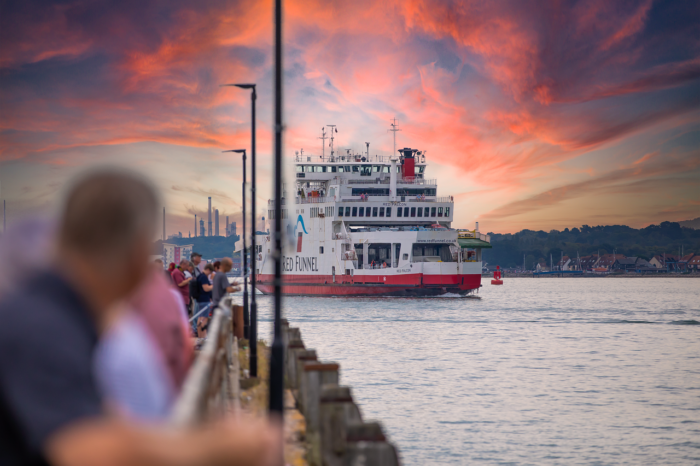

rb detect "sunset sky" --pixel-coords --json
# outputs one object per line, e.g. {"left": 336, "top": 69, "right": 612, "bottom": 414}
{"left": 1, "top": 0, "right": 699, "bottom": 236}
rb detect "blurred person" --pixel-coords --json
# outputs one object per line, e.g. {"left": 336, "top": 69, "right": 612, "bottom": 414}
{"left": 212, "top": 258, "right": 238, "bottom": 308}
{"left": 170, "top": 259, "right": 192, "bottom": 307}
{"left": 0, "top": 168, "right": 278, "bottom": 466}
{"left": 213, "top": 260, "right": 221, "bottom": 275}
{"left": 94, "top": 262, "right": 194, "bottom": 420}
{"left": 0, "top": 216, "right": 55, "bottom": 298}
{"left": 190, "top": 253, "right": 202, "bottom": 278}
{"left": 193, "top": 264, "right": 214, "bottom": 337}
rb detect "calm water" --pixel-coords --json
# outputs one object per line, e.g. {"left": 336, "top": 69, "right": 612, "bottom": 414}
{"left": 254, "top": 278, "right": 700, "bottom": 465}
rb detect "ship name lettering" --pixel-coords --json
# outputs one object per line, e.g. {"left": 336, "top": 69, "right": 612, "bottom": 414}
{"left": 288, "top": 255, "right": 318, "bottom": 272}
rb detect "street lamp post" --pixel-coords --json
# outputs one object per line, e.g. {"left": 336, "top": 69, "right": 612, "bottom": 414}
{"left": 223, "top": 83, "right": 258, "bottom": 377}
{"left": 269, "top": 0, "right": 285, "bottom": 417}
{"left": 222, "top": 149, "right": 249, "bottom": 340}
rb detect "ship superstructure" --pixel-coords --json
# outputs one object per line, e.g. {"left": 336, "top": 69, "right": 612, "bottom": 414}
{"left": 255, "top": 126, "right": 491, "bottom": 296}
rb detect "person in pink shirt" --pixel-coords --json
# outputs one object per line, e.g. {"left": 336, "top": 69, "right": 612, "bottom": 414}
{"left": 170, "top": 259, "right": 191, "bottom": 306}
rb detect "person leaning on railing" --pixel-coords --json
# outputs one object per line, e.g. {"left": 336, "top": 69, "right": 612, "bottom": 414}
{"left": 0, "top": 168, "right": 279, "bottom": 466}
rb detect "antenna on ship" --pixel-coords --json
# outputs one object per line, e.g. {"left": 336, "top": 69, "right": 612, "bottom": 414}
{"left": 388, "top": 118, "right": 401, "bottom": 156}
{"left": 318, "top": 127, "right": 327, "bottom": 158}
{"left": 365, "top": 142, "right": 370, "bottom": 158}
{"left": 326, "top": 125, "right": 337, "bottom": 159}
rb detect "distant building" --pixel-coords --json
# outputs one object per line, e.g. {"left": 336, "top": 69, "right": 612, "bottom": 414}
{"left": 227, "top": 221, "right": 237, "bottom": 238}
{"left": 579, "top": 254, "right": 600, "bottom": 271}
{"left": 679, "top": 253, "right": 695, "bottom": 272}
{"left": 688, "top": 255, "right": 700, "bottom": 271}
{"left": 557, "top": 256, "right": 571, "bottom": 271}
{"left": 215, "top": 209, "right": 220, "bottom": 236}
{"left": 162, "top": 243, "right": 193, "bottom": 265}
{"left": 650, "top": 254, "right": 680, "bottom": 271}
{"left": 597, "top": 254, "right": 626, "bottom": 270}
{"left": 167, "top": 232, "right": 182, "bottom": 240}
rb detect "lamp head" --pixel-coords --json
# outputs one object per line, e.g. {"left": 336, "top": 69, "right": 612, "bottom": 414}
{"left": 222, "top": 149, "right": 246, "bottom": 154}
{"left": 220, "top": 83, "right": 256, "bottom": 89}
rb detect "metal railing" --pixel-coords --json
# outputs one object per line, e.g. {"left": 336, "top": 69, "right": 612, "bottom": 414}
{"left": 170, "top": 297, "right": 239, "bottom": 426}
{"left": 295, "top": 154, "right": 395, "bottom": 163}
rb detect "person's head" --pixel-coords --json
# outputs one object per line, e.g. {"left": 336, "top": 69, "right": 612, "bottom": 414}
{"left": 220, "top": 257, "right": 233, "bottom": 273}
{"left": 190, "top": 252, "right": 202, "bottom": 266}
{"left": 179, "top": 259, "right": 189, "bottom": 271}
{"left": 187, "top": 261, "right": 195, "bottom": 273}
{"left": 213, "top": 260, "right": 221, "bottom": 271}
{"left": 168, "top": 262, "right": 176, "bottom": 272}
{"left": 57, "top": 167, "right": 159, "bottom": 312}
{"left": 204, "top": 264, "right": 214, "bottom": 275}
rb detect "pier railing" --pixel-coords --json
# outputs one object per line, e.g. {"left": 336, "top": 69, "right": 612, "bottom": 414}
{"left": 282, "top": 320, "right": 401, "bottom": 466}
{"left": 170, "top": 297, "right": 239, "bottom": 426}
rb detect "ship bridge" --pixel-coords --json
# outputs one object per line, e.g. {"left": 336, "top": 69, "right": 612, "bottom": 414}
{"left": 268, "top": 147, "right": 453, "bottom": 227}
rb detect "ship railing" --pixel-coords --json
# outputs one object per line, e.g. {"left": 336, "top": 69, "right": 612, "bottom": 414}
{"left": 458, "top": 229, "right": 490, "bottom": 242}
{"left": 295, "top": 154, "right": 395, "bottom": 164}
{"left": 267, "top": 198, "right": 287, "bottom": 206}
{"left": 296, "top": 196, "right": 333, "bottom": 204}
{"left": 338, "top": 178, "right": 436, "bottom": 186}
{"left": 170, "top": 297, "right": 238, "bottom": 426}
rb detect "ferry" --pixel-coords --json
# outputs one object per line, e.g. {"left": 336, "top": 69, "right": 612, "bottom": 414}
{"left": 256, "top": 126, "right": 491, "bottom": 296}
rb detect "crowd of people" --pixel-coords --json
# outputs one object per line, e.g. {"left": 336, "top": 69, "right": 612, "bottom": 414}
{"left": 0, "top": 168, "right": 278, "bottom": 466}
{"left": 163, "top": 256, "right": 238, "bottom": 337}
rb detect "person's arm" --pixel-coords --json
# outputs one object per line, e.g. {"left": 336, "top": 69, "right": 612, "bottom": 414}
{"left": 46, "top": 415, "right": 281, "bottom": 466}
{"left": 173, "top": 273, "right": 191, "bottom": 288}
{"left": 202, "top": 283, "right": 213, "bottom": 292}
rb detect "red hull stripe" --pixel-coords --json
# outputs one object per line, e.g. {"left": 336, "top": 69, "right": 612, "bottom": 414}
{"left": 254, "top": 273, "right": 481, "bottom": 296}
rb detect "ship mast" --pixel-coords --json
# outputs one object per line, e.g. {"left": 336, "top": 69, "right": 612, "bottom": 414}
{"left": 318, "top": 127, "right": 327, "bottom": 158}
{"left": 388, "top": 118, "right": 401, "bottom": 156}
{"left": 327, "top": 125, "right": 337, "bottom": 158}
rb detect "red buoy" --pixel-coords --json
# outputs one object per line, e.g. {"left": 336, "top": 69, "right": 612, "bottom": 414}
{"left": 492, "top": 266, "right": 503, "bottom": 285}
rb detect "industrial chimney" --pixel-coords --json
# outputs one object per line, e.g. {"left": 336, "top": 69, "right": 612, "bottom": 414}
{"left": 207, "top": 197, "right": 212, "bottom": 237}
{"left": 215, "top": 209, "right": 219, "bottom": 236}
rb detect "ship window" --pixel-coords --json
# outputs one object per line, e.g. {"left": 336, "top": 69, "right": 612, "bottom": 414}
{"left": 418, "top": 166, "right": 425, "bottom": 173}
{"left": 372, "top": 165, "right": 381, "bottom": 173}
{"left": 352, "top": 165, "right": 360, "bottom": 173}
{"left": 431, "top": 207, "right": 436, "bottom": 217}
{"left": 438, "top": 207, "right": 443, "bottom": 217}
{"left": 361, "top": 166, "right": 372, "bottom": 176}
{"left": 352, "top": 207, "right": 357, "bottom": 216}
{"left": 382, "top": 166, "right": 390, "bottom": 173}
{"left": 404, "top": 207, "right": 409, "bottom": 217}
{"left": 396, "top": 166, "right": 401, "bottom": 173}
{"left": 379, "top": 207, "right": 385, "bottom": 217}
{"left": 397, "top": 207, "right": 403, "bottom": 217}
{"left": 296, "top": 165, "right": 303, "bottom": 172}
{"left": 313, "top": 166, "right": 325, "bottom": 172}
{"left": 345, "top": 207, "right": 351, "bottom": 216}
{"left": 359, "top": 207, "right": 365, "bottom": 217}
{"left": 403, "top": 253, "right": 408, "bottom": 260}
{"left": 331, "top": 166, "right": 337, "bottom": 173}
{"left": 386, "top": 207, "right": 392, "bottom": 217}
{"left": 368, "top": 243, "right": 391, "bottom": 268}
{"left": 372, "top": 207, "right": 378, "bottom": 217}
{"left": 305, "top": 165, "right": 314, "bottom": 172}
{"left": 319, "top": 246, "right": 324, "bottom": 254}
{"left": 345, "top": 166, "right": 351, "bottom": 172}
{"left": 410, "top": 207, "right": 416, "bottom": 217}
{"left": 338, "top": 166, "right": 345, "bottom": 172}
{"left": 338, "top": 206, "right": 344, "bottom": 217}
{"left": 445, "top": 207, "right": 450, "bottom": 217}
{"left": 417, "top": 207, "right": 423, "bottom": 217}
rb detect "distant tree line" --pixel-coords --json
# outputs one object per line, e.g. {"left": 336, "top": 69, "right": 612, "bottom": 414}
{"left": 482, "top": 222, "right": 700, "bottom": 269}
